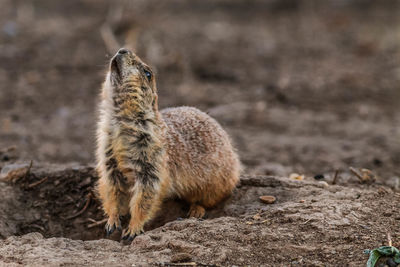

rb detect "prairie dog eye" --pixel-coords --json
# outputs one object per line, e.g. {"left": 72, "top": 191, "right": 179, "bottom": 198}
{"left": 144, "top": 70, "right": 152, "bottom": 81}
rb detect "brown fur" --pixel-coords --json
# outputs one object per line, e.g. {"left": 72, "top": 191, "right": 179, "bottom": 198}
{"left": 96, "top": 48, "right": 240, "bottom": 240}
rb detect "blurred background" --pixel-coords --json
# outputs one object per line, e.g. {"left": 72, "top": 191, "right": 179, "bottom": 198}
{"left": 0, "top": 0, "right": 400, "bottom": 180}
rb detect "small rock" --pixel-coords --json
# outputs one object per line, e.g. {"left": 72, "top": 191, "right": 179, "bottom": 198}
{"left": 373, "top": 158, "right": 383, "bottom": 166}
{"left": 259, "top": 195, "right": 276, "bottom": 204}
{"left": 299, "top": 199, "right": 305, "bottom": 203}
{"left": 314, "top": 174, "right": 324, "bottom": 180}
{"left": 361, "top": 168, "right": 376, "bottom": 183}
{"left": 289, "top": 173, "right": 304, "bottom": 181}
{"left": 253, "top": 213, "right": 261, "bottom": 220}
{"left": 318, "top": 181, "right": 329, "bottom": 188}
{"left": 0, "top": 163, "right": 30, "bottom": 181}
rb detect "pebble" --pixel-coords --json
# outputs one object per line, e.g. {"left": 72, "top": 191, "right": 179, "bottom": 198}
{"left": 0, "top": 163, "right": 29, "bottom": 181}
{"left": 360, "top": 168, "right": 376, "bottom": 183}
{"left": 314, "top": 174, "right": 324, "bottom": 180}
{"left": 259, "top": 195, "right": 276, "bottom": 204}
{"left": 289, "top": 173, "right": 304, "bottom": 180}
{"left": 318, "top": 181, "right": 329, "bottom": 188}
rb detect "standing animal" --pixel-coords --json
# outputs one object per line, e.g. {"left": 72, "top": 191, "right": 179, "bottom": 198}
{"left": 96, "top": 48, "right": 240, "bottom": 241}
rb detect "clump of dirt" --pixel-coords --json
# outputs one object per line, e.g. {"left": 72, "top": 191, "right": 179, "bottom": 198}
{"left": 4, "top": 164, "right": 105, "bottom": 240}
{"left": 0, "top": 164, "right": 399, "bottom": 266}
{"left": 0, "top": 163, "right": 192, "bottom": 241}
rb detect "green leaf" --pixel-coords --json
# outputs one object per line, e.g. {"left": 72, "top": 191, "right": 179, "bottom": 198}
{"left": 367, "top": 249, "right": 382, "bottom": 267}
{"left": 376, "top": 246, "right": 400, "bottom": 256}
{"left": 394, "top": 252, "right": 400, "bottom": 264}
{"left": 366, "top": 246, "right": 400, "bottom": 267}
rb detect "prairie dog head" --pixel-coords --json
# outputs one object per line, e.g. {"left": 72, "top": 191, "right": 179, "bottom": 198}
{"left": 103, "top": 48, "right": 157, "bottom": 111}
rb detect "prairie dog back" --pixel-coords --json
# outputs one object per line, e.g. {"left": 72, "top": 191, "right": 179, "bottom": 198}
{"left": 161, "top": 107, "right": 240, "bottom": 205}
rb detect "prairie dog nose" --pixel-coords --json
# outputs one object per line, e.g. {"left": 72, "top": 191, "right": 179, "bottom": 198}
{"left": 117, "top": 48, "right": 129, "bottom": 55}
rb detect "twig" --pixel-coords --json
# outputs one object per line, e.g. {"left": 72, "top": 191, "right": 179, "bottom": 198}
{"left": 65, "top": 192, "right": 92, "bottom": 220}
{"left": 30, "top": 224, "right": 45, "bottom": 231}
{"left": 349, "top": 167, "right": 364, "bottom": 182}
{"left": 87, "top": 218, "right": 108, "bottom": 228}
{"left": 301, "top": 218, "right": 312, "bottom": 225}
{"left": 24, "top": 160, "right": 33, "bottom": 180}
{"left": 388, "top": 232, "right": 392, "bottom": 247}
{"left": 27, "top": 177, "right": 48, "bottom": 188}
{"left": 332, "top": 170, "right": 339, "bottom": 185}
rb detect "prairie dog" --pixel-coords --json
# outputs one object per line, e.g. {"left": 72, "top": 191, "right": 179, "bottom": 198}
{"left": 96, "top": 48, "right": 240, "bottom": 240}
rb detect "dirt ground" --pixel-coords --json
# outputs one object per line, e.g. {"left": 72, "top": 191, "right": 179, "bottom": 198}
{"left": 0, "top": 0, "right": 400, "bottom": 266}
